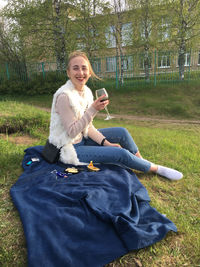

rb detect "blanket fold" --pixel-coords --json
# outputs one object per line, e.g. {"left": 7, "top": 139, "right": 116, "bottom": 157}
{"left": 10, "top": 146, "right": 177, "bottom": 267}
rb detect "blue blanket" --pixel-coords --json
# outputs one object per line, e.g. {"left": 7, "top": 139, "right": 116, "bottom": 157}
{"left": 10, "top": 146, "right": 177, "bottom": 267}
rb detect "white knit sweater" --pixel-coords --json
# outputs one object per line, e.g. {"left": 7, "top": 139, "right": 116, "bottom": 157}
{"left": 49, "top": 80, "right": 94, "bottom": 165}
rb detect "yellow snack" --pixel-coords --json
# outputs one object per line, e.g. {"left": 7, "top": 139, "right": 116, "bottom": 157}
{"left": 87, "top": 161, "right": 100, "bottom": 172}
{"left": 65, "top": 167, "right": 79, "bottom": 174}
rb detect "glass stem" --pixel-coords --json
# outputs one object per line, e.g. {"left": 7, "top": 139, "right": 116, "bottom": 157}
{"left": 104, "top": 106, "right": 110, "bottom": 117}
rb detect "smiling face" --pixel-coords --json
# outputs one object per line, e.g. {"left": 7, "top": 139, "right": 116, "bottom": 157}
{"left": 67, "top": 56, "right": 91, "bottom": 91}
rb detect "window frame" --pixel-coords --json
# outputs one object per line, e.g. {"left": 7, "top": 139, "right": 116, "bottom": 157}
{"left": 122, "top": 55, "right": 133, "bottom": 71}
{"left": 158, "top": 53, "right": 171, "bottom": 68}
{"left": 105, "top": 26, "right": 116, "bottom": 48}
{"left": 184, "top": 53, "right": 191, "bottom": 67}
{"left": 91, "top": 58, "right": 101, "bottom": 74}
{"left": 121, "top": 22, "right": 133, "bottom": 47}
{"left": 139, "top": 54, "right": 152, "bottom": 69}
{"left": 106, "top": 57, "right": 116, "bottom": 72}
{"left": 198, "top": 52, "right": 200, "bottom": 66}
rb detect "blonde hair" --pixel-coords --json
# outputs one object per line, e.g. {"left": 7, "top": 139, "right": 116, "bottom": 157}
{"left": 67, "top": 51, "right": 101, "bottom": 80}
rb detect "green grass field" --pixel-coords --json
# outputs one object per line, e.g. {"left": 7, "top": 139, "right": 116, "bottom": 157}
{"left": 0, "top": 83, "right": 200, "bottom": 266}
{"left": 1, "top": 80, "right": 200, "bottom": 120}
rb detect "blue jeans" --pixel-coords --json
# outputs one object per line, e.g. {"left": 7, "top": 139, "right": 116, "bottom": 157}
{"left": 73, "top": 127, "right": 151, "bottom": 172}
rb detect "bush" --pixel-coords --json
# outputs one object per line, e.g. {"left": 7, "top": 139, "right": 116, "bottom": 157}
{"left": 0, "top": 72, "right": 67, "bottom": 96}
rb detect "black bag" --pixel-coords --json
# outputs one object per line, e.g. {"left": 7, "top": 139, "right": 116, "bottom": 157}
{"left": 42, "top": 139, "right": 61, "bottom": 163}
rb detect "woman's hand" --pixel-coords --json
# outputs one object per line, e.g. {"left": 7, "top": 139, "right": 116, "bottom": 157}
{"left": 103, "top": 140, "right": 121, "bottom": 148}
{"left": 92, "top": 95, "right": 109, "bottom": 111}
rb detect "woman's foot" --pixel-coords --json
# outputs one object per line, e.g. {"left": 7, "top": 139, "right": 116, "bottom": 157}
{"left": 149, "top": 163, "right": 183, "bottom": 180}
{"left": 137, "top": 156, "right": 183, "bottom": 181}
{"left": 156, "top": 165, "right": 183, "bottom": 180}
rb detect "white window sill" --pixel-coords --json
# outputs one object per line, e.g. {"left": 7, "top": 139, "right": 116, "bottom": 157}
{"left": 176, "top": 65, "right": 192, "bottom": 67}
{"left": 158, "top": 66, "right": 170, "bottom": 69}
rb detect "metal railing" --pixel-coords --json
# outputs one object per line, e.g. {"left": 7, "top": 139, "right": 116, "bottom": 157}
{"left": 1, "top": 50, "right": 200, "bottom": 88}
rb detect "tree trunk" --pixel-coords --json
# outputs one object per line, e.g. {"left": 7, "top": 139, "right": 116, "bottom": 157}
{"left": 143, "top": 0, "right": 150, "bottom": 82}
{"left": 178, "top": 41, "right": 185, "bottom": 80}
{"left": 53, "top": 0, "right": 66, "bottom": 72}
{"left": 144, "top": 48, "right": 150, "bottom": 82}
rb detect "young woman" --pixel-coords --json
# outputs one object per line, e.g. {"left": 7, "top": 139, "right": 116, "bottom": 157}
{"left": 48, "top": 51, "right": 183, "bottom": 181}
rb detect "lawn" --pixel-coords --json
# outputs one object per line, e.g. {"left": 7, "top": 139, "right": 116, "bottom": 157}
{"left": 0, "top": 93, "right": 200, "bottom": 266}
{"left": 1, "top": 80, "right": 200, "bottom": 121}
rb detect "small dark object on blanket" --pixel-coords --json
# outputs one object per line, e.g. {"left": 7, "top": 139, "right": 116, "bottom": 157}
{"left": 42, "top": 139, "right": 61, "bottom": 163}
{"left": 10, "top": 146, "right": 177, "bottom": 267}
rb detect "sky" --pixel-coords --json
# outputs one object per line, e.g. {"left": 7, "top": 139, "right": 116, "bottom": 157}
{"left": 0, "top": 0, "right": 7, "bottom": 8}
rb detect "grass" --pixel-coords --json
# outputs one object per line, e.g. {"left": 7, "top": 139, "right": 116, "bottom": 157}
{"left": 0, "top": 86, "right": 200, "bottom": 266}
{"left": 1, "top": 80, "right": 200, "bottom": 120}
{"left": 107, "top": 81, "right": 200, "bottom": 119}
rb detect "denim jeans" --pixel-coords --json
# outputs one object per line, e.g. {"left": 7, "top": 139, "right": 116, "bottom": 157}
{"left": 73, "top": 127, "right": 151, "bottom": 172}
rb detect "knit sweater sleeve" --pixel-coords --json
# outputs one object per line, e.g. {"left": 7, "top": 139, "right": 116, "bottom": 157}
{"left": 87, "top": 124, "right": 106, "bottom": 145}
{"left": 55, "top": 93, "right": 98, "bottom": 138}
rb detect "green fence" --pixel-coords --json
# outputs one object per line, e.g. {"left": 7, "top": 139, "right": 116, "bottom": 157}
{"left": 1, "top": 50, "right": 200, "bottom": 88}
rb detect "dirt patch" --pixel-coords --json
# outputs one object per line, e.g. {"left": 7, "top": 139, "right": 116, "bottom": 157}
{"left": 37, "top": 106, "right": 200, "bottom": 125}
{"left": 0, "top": 134, "right": 38, "bottom": 145}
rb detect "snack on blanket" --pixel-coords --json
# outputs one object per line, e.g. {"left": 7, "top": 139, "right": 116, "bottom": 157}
{"left": 87, "top": 161, "right": 100, "bottom": 172}
{"left": 65, "top": 167, "right": 79, "bottom": 174}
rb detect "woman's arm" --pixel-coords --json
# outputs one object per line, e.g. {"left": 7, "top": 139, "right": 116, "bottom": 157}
{"left": 87, "top": 124, "right": 105, "bottom": 145}
{"left": 88, "top": 124, "right": 121, "bottom": 148}
{"left": 55, "top": 93, "right": 97, "bottom": 138}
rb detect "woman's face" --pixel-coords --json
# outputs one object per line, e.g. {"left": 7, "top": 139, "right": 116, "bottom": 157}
{"left": 67, "top": 56, "right": 91, "bottom": 91}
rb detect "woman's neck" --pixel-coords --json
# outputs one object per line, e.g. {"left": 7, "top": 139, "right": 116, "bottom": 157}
{"left": 70, "top": 80, "right": 84, "bottom": 93}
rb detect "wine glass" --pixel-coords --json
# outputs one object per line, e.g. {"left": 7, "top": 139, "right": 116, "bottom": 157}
{"left": 95, "top": 88, "right": 114, "bottom": 120}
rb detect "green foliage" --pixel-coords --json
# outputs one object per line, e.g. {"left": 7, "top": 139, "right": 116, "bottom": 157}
{"left": 0, "top": 16, "right": 25, "bottom": 64}
{"left": 165, "top": 0, "right": 200, "bottom": 49}
{"left": 0, "top": 72, "right": 67, "bottom": 95}
{"left": 1, "top": 0, "right": 110, "bottom": 63}
{"left": 72, "top": 0, "right": 110, "bottom": 57}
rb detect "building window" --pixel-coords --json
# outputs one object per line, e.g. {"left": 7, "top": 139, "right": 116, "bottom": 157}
{"left": 177, "top": 53, "right": 191, "bottom": 67}
{"left": 122, "top": 56, "right": 133, "bottom": 71}
{"left": 89, "top": 28, "right": 99, "bottom": 37}
{"left": 76, "top": 32, "right": 86, "bottom": 50}
{"left": 140, "top": 20, "right": 152, "bottom": 39}
{"left": 122, "top": 23, "right": 132, "bottom": 47}
{"left": 106, "top": 57, "right": 116, "bottom": 72}
{"left": 77, "top": 32, "right": 85, "bottom": 39}
{"left": 184, "top": 53, "right": 191, "bottom": 66}
{"left": 158, "top": 53, "right": 170, "bottom": 68}
{"left": 198, "top": 52, "right": 200, "bottom": 65}
{"left": 160, "top": 18, "right": 170, "bottom": 41}
{"left": 105, "top": 26, "right": 116, "bottom": 48}
{"left": 139, "top": 54, "right": 152, "bottom": 69}
{"left": 77, "top": 42, "right": 86, "bottom": 50}
{"left": 92, "top": 58, "right": 101, "bottom": 73}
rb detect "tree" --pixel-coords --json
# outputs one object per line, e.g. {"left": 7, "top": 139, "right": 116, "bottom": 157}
{"left": 73, "top": 0, "right": 110, "bottom": 58}
{"left": 52, "top": 0, "right": 67, "bottom": 70}
{"left": 106, "top": 0, "right": 131, "bottom": 85}
{"left": 3, "top": 0, "right": 77, "bottom": 70}
{"left": 0, "top": 13, "right": 28, "bottom": 80}
{"left": 167, "top": 0, "right": 200, "bottom": 80}
{"left": 127, "top": 0, "right": 161, "bottom": 82}
{"left": 135, "top": 0, "right": 152, "bottom": 81}
{"left": 0, "top": 20, "right": 18, "bottom": 63}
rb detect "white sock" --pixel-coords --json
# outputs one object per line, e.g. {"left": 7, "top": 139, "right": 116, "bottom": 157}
{"left": 156, "top": 165, "right": 183, "bottom": 181}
